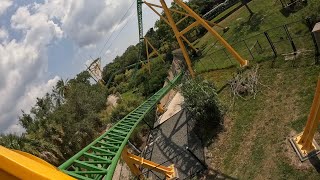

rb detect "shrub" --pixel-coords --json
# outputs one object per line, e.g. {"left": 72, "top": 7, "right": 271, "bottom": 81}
{"left": 180, "top": 78, "right": 224, "bottom": 144}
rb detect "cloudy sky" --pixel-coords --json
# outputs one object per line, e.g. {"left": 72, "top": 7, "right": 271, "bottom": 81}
{"left": 0, "top": 0, "right": 172, "bottom": 134}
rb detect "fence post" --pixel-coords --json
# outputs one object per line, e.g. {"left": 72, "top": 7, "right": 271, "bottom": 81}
{"left": 243, "top": 39, "right": 254, "bottom": 60}
{"left": 284, "top": 24, "right": 297, "bottom": 54}
{"left": 264, "top": 31, "right": 277, "bottom": 57}
{"left": 306, "top": 17, "right": 320, "bottom": 64}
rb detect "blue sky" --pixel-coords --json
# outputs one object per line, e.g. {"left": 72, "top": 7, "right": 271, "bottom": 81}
{"left": 0, "top": 0, "right": 171, "bottom": 133}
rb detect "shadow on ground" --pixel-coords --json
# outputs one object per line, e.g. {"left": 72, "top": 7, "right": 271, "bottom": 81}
{"left": 309, "top": 155, "right": 320, "bottom": 173}
{"left": 141, "top": 109, "right": 232, "bottom": 179}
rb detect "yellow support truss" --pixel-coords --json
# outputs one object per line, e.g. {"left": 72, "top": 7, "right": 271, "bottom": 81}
{"left": 145, "top": 0, "right": 248, "bottom": 78}
{"left": 121, "top": 147, "right": 177, "bottom": 179}
{"left": 144, "top": 37, "right": 164, "bottom": 74}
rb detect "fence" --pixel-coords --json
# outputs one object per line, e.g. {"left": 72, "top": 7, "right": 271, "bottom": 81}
{"left": 194, "top": 19, "right": 318, "bottom": 73}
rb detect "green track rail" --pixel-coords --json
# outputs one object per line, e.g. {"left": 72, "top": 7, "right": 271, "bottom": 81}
{"left": 59, "top": 72, "right": 183, "bottom": 180}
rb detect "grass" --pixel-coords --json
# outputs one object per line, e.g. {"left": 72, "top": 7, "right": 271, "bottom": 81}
{"left": 211, "top": 2, "right": 242, "bottom": 23}
{"left": 203, "top": 58, "right": 320, "bottom": 179}
{"left": 193, "top": 0, "right": 320, "bottom": 179}
{"left": 193, "top": 0, "right": 316, "bottom": 73}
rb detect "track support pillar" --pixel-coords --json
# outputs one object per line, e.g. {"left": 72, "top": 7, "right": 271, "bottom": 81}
{"left": 121, "top": 147, "right": 178, "bottom": 179}
{"left": 290, "top": 76, "right": 320, "bottom": 161}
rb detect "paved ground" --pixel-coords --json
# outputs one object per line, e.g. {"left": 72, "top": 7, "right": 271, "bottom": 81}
{"left": 154, "top": 92, "right": 184, "bottom": 128}
{"left": 112, "top": 161, "right": 131, "bottom": 180}
{"left": 143, "top": 109, "right": 206, "bottom": 179}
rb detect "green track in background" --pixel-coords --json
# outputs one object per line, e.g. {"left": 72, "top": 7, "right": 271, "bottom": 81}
{"left": 59, "top": 72, "right": 183, "bottom": 180}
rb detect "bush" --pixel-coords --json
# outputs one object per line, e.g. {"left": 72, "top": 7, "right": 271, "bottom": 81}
{"left": 180, "top": 78, "right": 224, "bottom": 145}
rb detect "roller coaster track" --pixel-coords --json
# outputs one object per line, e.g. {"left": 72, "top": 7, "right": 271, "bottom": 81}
{"left": 59, "top": 72, "right": 183, "bottom": 180}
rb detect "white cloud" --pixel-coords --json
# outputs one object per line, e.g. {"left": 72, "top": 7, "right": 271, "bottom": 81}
{"left": 0, "top": 0, "right": 170, "bottom": 133}
{"left": 0, "top": 5, "right": 62, "bottom": 133}
{"left": 0, "top": 0, "right": 12, "bottom": 16}
{"left": 4, "top": 76, "right": 60, "bottom": 134}
{"left": 38, "top": 0, "right": 135, "bottom": 48}
{"left": 11, "top": 6, "right": 63, "bottom": 48}
{"left": 0, "top": 28, "right": 8, "bottom": 41}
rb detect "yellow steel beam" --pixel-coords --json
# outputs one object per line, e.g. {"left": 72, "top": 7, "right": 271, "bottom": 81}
{"left": 143, "top": 1, "right": 190, "bottom": 17}
{"left": 145, "top": 1, "right": 225, "bottom": 31}
{"left": 145, "top": 2, "right": 198, "bottom": 54}
{"left": 121, "top": 147, "right": 176, "bottom": 179}
{"left": 179, "top": 21, "right": 199, "bottom": 36}
{"left": 145, "top": 38, "right": 164, "bottom": 62}
{"left": 0, "top": 146, "right": 75, "bottom": 180}
{"left": 292, "top": 76, "right": 320, "bottom": 157}
{"left": 176, "top": 15, "right": 189, "bottom": 26}
{"left": 160, "top": 0, "right": 195, "bottom": 77}
{"left": 144, "top": 37, "right": 164, "bottom": 74}
{"left": 173, "top": 0, "right": 248, "bottom": 67}
{"left": 146, "top": 0, "right": 244, "bottom": 77}
{"left": 144, "top": 38, "right": 152, "bottom": 74}
{"left": 144, "top": 2, "right": 170, "bottom": 24}
{"left": 180, "top": 35, "right": 198, "bottom": 53}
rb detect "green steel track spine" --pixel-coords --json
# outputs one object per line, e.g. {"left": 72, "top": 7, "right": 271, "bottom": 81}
{"left": 59, "top": 72, "right": 183, "bottom": 180}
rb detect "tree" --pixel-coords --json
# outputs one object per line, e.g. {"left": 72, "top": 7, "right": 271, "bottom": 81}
{"left": 1, "top": 69, "right": 108, "bottom": 166}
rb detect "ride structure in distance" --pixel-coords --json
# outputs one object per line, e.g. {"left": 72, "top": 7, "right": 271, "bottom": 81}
{"left": 86, "top": 58, "right": 106, "bottom": 86}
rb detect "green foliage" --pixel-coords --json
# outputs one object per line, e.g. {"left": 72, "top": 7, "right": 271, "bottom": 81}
{"left": 108, "top": 92, "right": 144, "bottom": 123}
{"left": 130, "top": 59, "right": 170, "bottom": 97}
{"left": 129, "top": 123, "right": 149, "bottom": 148}
{"left": 101, "top": 0, "right": 220, "bottom": 85}
{"left": 181, "top": 78, "right": 224, "bottom": 144}
{"left": 0, "top": 71, "right": 108, "bottom": 166}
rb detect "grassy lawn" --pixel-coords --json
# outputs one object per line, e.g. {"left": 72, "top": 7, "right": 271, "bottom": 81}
{"left": 202, "top": 56, "right": 320, "bottom": 179}
{"left": 193, "top": 0, "right": 317, "bottom": 74}
{"left": 210, "top": 2, "right": 242, "bottom": 23}
{"left": 193, "top": 0, "right": 320, "bottom": 179}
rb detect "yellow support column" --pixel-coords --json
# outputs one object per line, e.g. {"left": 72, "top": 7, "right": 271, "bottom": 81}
{"left": 173, "top": 0, "right": 248, "bottom": 67}
{"left": 290, "top": 76, "right": 320, "bottom": 161}
{"left": 144, "top": 2, "right": 199, "bottom": 55}
{"left": 160, "top": 0, "right": 195, "bottom": 78}
{"left": 144, "top": 37, "right": 164, "bottom": 74}
{"left": 145, "top": 38, "right": 152, "bottom": 74}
